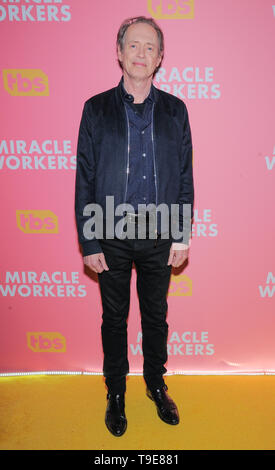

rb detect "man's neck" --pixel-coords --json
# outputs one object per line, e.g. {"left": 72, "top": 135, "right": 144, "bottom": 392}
{"left": 122, "top": 75, "right": 152, "bottom": 103}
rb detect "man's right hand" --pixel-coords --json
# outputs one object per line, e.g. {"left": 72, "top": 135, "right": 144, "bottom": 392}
{"left": 83, "top": 253, "right": 109, "bottom": 273}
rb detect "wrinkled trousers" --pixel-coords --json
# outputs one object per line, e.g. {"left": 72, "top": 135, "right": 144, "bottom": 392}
{"left": 97, "top": 234, "right": 172, "bottom": 394}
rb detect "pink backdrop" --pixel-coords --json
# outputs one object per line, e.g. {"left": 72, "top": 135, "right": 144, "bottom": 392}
{"left": 1, "top": 0, "right": 274, "bottom": 375}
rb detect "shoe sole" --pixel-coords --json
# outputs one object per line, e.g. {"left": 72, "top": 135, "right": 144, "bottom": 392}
{"left": 146, "top": 391, "right": 180, "bottom": 425}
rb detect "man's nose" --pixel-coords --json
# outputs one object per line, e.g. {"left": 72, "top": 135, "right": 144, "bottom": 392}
{"left": 137, "top": 46, "right": 145, "bottom": 57}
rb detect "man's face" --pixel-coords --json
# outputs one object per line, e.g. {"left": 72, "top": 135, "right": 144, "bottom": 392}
{"left": 117, "top": 22, "right": 162, "bottom": 80}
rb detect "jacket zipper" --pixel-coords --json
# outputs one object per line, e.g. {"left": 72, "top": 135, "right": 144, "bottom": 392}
{"left": 120, "top": 103, "right": 130, "bottom": 238}
{"left": 123, "top": 103, "right": 130, "bottom": 201}
{"left": 151, "top": 103, "right": 159, "bottom": 245}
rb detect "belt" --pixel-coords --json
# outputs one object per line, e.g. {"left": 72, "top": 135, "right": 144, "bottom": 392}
{"left": 124, "top": 211, "right": 160, "bottom": 247}
{"left": 125, "top": 211, "right": 150, "bottom": 224}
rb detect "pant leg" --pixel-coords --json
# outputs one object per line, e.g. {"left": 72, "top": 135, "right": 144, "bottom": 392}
{"left": 133, "top": 238, "right": 172, "bottom": 390}
{"left": 97, "top": 238, "right": 133, "bottom": 394}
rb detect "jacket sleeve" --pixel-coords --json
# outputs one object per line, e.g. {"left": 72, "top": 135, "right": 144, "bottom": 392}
{"left": 74, "top": 101, "right": 102, "bottom": 256}
{"left": 171, "top": 102, "right": 194, "bottom": 245}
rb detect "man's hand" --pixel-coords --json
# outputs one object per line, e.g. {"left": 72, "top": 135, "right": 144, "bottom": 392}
{"left": 83, "top": 253, "right": 109, "bottom": 273}
{"left": 167, "top": 248, "right": 189, "bottom": 267}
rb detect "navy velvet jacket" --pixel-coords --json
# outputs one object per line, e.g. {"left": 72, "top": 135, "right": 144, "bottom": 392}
{"left": 75, "top": 77, "right": 194, "bottom": 256}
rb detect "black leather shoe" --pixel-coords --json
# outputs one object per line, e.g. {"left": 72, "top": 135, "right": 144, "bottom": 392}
{"left": 105, "top": 393, "right": 127, "bottom": 437}
{"left": 146, "top": 384, "right": 180, "bottom": 425}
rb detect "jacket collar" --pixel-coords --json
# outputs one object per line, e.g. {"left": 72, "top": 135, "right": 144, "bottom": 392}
{"left": 118, "top": 75, "right": 158, "bottom": 104}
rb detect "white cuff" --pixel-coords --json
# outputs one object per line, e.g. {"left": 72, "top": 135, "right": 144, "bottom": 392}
{"left": 172, "top": 242, "right": 190, "bottom": 250}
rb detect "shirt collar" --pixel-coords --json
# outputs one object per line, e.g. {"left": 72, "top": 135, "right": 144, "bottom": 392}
{"left": 119, "top": 75, "right": 156, "bottom": 104}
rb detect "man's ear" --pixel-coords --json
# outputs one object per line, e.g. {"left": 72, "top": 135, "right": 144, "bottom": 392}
{"left": 117, "top": 45, "right": 123, "bottom": 62}
{"left": 157, "top": 52, "right": 163, "bottom": 68}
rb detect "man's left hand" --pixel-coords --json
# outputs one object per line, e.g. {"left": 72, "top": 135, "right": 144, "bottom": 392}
{"left": 167, "top": 248, "right": 189, "bottom": 267}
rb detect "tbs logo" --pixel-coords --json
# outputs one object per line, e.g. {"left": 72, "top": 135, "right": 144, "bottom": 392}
{"left": 147, "top": 0, "right": 194, "bottom": 19}
{"left": 27, "top": 332, "right": 66, "bottom": 353}
{"left": 168, "top": 274, "right": 192, "bottom": 296}
{"left": 16, "top": 210, "right": 58, "bottom": 233}
{"left": 3, "top": 69, "right": 49, "bottom": 96}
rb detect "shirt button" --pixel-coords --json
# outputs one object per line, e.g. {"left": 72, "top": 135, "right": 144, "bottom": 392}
{"left": 143, "top": 175, "right": 146, "bottom": 179}
{"left": 141, "top": 130, "right": 145, "bottom": 134}
{"left": 142, "top": 153, "right": 146, "bottom": 157}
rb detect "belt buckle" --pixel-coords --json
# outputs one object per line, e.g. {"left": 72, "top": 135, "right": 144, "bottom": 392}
{"left": 127, "top": 212, "right": 137, "bottom": 224}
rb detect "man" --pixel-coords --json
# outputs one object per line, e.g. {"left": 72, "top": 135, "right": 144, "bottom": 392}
{"left": 75, "top": 16, "right": 194, "bottom": 437}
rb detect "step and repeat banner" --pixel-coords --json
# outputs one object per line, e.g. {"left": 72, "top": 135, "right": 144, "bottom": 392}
{"left": 1, "top": 0, "right": 274, "bottom": 375}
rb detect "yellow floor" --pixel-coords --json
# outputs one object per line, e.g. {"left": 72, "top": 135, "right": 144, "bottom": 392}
{"left": 0, "top": 374, "right": 274, "bottom": 450}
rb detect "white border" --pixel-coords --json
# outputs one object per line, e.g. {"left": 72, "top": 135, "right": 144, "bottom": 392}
{"left": 0, "top": 370, "right": 275, "bottom": 377}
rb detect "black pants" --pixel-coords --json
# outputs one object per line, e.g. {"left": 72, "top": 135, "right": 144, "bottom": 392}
{"left": 97, "top": 234, "right": 172, "bottom": 394}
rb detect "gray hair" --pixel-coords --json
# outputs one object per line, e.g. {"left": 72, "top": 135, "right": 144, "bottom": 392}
{"left": 116, "top": 16, "right": 164, "bottom": 72}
